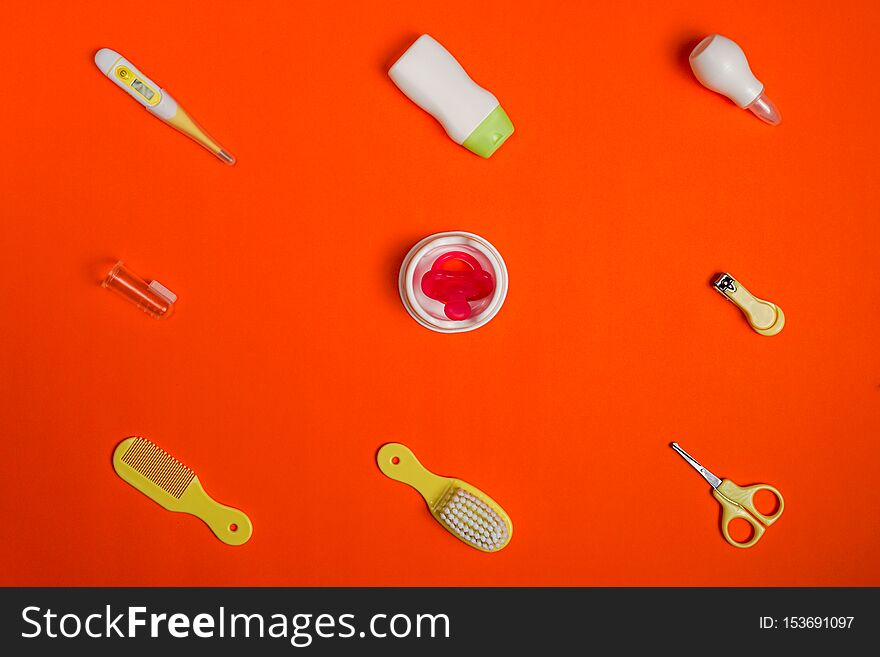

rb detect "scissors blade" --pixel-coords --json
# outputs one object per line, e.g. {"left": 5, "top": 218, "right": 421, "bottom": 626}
{"left": 671, "top": 442, "right": 722, "bottom": 489}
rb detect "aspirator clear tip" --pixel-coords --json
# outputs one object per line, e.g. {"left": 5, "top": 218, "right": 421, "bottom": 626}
{"left": 747, "top": 92, "right": 782, "bottom": 126}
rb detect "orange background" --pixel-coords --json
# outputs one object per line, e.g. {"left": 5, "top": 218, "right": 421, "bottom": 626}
{"left": 1, "top": 0, "right": 878, "bottom": 586}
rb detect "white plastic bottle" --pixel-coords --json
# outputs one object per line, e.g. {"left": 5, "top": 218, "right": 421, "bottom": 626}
{"left": 389, "top": 35, "right": 514, "bottom": 157}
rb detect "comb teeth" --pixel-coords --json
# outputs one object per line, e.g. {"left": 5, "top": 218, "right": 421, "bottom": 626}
{"left": 438, "top": 487, "right": 510, "bottom": 551}
{"left": 121, "top": 437, "right": 195, "bottom": 499}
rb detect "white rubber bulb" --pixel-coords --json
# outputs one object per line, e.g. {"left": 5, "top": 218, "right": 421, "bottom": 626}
{"left": 689, "top": 35, "right": 781, "bottom": 126}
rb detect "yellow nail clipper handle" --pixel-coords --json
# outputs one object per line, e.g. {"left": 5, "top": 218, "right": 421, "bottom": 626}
{"left": 714, "top": 479, "right": 784, "bottom": 549}
{"left": 377, "top": 443, "right": 451, "bottom": 510}
{"left": 177, "top": 478, "right": 253, "bottom": 546}
{"left": 714, "top": 273, "right": 785, "bottom": 335}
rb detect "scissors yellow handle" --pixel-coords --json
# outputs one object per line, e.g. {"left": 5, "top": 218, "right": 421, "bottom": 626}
{"left": 714, "top": 479, "right": 785, "bottom": 548}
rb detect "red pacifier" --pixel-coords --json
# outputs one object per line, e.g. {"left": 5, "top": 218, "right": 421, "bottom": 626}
{"left": 420, "top": 251, "right": 495, "bottom": 320}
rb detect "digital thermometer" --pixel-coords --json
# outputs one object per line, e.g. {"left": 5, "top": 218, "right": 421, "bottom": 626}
{"left": 95, "top": 48, "right": 235, "bottom": 164}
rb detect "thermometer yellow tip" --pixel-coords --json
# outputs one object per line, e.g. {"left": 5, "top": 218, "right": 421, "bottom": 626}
{"left": 217, "top": 150, "right": 236, "bottom": 165}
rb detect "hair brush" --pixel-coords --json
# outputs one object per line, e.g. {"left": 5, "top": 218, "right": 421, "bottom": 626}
{"left": 377, "top": 443, "right": 512, "bottom": 552}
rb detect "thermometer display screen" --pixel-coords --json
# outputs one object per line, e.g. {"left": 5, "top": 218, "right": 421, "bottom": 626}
{"left": 131, "top": 79, "right": 155, "bottom": 101}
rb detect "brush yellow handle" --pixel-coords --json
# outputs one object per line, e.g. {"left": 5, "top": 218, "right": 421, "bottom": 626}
{"left": 179, "top": 478, "right": 253, "bottom": 546}
{"left": 714, "top": 480, "right": 784, "bottom": 549}
{"left": 377, "top": 443, "right": 451, "bottom": 509}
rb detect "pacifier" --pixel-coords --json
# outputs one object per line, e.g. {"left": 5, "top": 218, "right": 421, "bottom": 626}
{"left": 420, "top": 251, "right": 495, "bottom": 320}
{"left": 399, "top": 232, "right": 508, "bottom": 333}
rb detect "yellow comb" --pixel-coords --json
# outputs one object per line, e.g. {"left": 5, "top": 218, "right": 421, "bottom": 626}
{"left": 112, "top": 436, "right": 252, "bottom": 546}
{"left": 377, "top": 443, "right": 512, "bottom": 552}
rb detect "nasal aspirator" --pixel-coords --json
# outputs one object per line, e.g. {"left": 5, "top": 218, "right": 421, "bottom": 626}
{"left": 689, "top": 35, "right": 781, "bottom": 126}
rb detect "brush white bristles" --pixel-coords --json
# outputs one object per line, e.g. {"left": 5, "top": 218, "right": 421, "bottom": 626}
{"left": 438, "top": 488, "right": 509, "bottom": 551}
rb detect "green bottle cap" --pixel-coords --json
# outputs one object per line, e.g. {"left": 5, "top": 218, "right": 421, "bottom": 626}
{"left": 462, "top": 105, "right": 514, "bottom": 158}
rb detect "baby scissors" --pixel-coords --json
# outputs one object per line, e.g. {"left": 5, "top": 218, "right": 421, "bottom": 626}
{"left": 671, "top": 442, "right": 784, "bottom": 548}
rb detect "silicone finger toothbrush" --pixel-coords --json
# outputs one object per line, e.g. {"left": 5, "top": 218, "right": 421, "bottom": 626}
{"left": 102, "top": 260, "right": 177, "bottom": 319}
{"left": 689, "top": 35, "right": 781, "bottom": 125}
{"left": 95, "top": 48, "right": 236, "bottom": 164}
{"left": 389, "top": 34, "right": 514, "bottom": 158}
{"left": 113, "top": 437, "right": 252, "bottom": 545}
{"left": 377, "top": 443, "right": 512, "bottom": 552}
